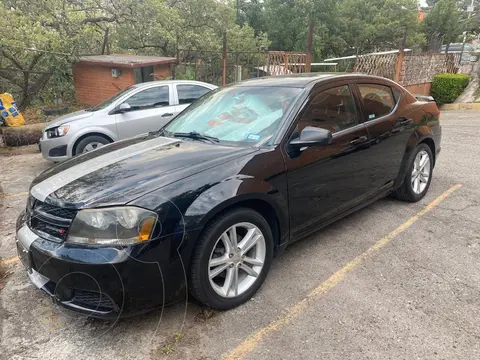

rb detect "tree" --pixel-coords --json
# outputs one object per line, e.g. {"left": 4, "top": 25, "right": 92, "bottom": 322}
{"left": 237, "top": 0, "right": 266, "bottom": 36}
{"left": 263, "top": 0, "right": 343, "bottom": 59}
{"left": 0, "top": 0, "right": 268, "bottom": 106}
{"left": 263, "top": 0, "right": 307, "bottom": 52}
{"left": 338, "top": 0, "right": 425, "bottom": 55}
{"left": 424, "top": 0, "right": 462, "bottom": 51}
{"left": 0, "top": 0, "right": 121, "bottom": 106}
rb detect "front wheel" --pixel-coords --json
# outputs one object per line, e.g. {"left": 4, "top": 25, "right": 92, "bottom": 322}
{"left": 189, "top": 208, "right": 274, "bottom": 310}
{"left": 395, "top": 143, "right": 434, "bottom": 202}
{"left": 74, "top": 135, "right": 111, "bottom": 155}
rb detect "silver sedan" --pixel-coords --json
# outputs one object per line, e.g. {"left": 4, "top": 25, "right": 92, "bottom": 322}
{"left": 39, "top": 80, "right": 217, "bottom": 161}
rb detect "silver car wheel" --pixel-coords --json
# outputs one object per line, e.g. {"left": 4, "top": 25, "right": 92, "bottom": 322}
{"left": 208, "top": 222, "right": 266, "bottom": 298}
{"left": 411, "top": 150, "right": 430, "bottom": 194}
{"left": 82, "top": 142, "right": 105, "bottom": 153}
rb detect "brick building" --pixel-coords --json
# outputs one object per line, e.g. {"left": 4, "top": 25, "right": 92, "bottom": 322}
{"left": 73, "top": 54, "right": 177, "bottom": 106}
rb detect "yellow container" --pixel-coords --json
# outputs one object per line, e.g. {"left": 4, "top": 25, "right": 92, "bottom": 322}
{"left": 0, "top": 93, "right": 25, "bottom": 127}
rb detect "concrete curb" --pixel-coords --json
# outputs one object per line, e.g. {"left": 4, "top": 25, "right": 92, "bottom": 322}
{"left": 440, "top": 103, "right": 480, "bottom": 110}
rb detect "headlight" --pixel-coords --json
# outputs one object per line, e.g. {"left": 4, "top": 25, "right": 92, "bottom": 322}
{"left": 46, "top": 125, "right": 70, "bottom": 138}
{"left": 67, "top": 207, "right": 158, "bottom": 246}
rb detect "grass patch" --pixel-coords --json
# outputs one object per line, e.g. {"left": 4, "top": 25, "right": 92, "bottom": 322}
{"left": 194, "top": 307, "right": 217, "bottom": 323}
{"left": 158, "top": 331, "right": 184, "bottom": 356}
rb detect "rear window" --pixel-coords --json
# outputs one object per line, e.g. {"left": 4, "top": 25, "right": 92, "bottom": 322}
{"left": 177, "top": 85, "right": 211, "bottom": 105}
{"left": 358, "top": 84, "right": 395, "bottom": 120}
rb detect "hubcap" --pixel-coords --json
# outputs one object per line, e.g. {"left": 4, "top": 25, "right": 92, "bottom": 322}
{"left": 208, "top": 222, "right": 266, "bottom": 298}
{"left": 411, "top": 150, "right": 430, "bottom": 194}
{"left": 83, "top": 142, "right": 104, "bottom": 153}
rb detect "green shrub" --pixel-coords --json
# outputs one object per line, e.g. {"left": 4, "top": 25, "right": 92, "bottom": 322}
{"left": 431, "top": 73, "right": 470, "bottom": 104}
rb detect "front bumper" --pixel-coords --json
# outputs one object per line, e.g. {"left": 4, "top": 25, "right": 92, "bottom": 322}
{"left": 39, "top": 135, "right": 71, "bottom": 162}
{"left": 16, "top": 213, "right": 184, "bottom": 318}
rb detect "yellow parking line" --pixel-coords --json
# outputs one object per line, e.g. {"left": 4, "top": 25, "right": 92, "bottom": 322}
{"left": 0, "top": 191, "right": 28, "bottom": 198}
{"left": 224, "top": 184, "right": 463, "bottom": 360}
{"left": 0, "top": 256, "right": 19, "bottom": 266}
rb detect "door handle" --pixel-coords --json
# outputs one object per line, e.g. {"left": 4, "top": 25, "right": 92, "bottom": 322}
{"left": 161, "top": 113, "right": 174, "bottom": 117}
{"left": 350, "top": 136, "right": 368, "bottom": 145}
{"left": 396, "top": 118, "right": 411, "bottom": 126}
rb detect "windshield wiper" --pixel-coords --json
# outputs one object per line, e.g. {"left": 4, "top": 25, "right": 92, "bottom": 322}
{"left": 173, "top": 131, "right": 219, "bottom": 143}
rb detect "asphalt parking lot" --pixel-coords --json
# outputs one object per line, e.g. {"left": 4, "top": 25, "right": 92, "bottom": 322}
{"left": 1, "top": 110, "right": 479, "bottom": 360}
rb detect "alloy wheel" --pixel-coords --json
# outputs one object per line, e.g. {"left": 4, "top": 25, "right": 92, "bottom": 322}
{"left": 208, "top": 222, "right": 266, "bottom": 298}
{"left": 83, "top": 142, "right": 105, "bottom": 153}
{"left": 411, "top": 150, "right": 430, "bottom": 194}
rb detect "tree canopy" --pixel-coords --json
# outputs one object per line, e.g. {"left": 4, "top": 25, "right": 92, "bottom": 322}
{"left": 0, "top": 0, "right": 470, "bottom": 107}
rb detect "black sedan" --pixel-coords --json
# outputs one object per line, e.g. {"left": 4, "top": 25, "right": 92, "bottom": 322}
{"left": 16, "top": 74, "right": 441, "bottom": 317}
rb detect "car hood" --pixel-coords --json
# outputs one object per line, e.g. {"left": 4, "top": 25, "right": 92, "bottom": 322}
{"left": 30, "top": 135, "right": 258, "bottom": 208}
{"left": 44, "top": 109, "right": 95, "bottom": 130}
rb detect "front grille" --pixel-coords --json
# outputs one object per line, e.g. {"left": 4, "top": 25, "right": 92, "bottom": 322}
{"left": 29, "top": 200, "right": 76, "bottom": 242}
{"left": 35, "top": 201, "right": 76, "bottom": 220}
{"left": 72, "top": 290, "right": 115, "bottom": 311}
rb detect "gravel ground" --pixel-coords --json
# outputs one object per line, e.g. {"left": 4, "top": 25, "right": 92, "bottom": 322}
{"left": 1, "top": 111, "right": 479, "bottom": 360}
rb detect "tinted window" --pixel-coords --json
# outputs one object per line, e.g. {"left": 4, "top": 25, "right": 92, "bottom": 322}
{"left": 177, "top": 85, "right": 211, "bottom": 104}
{"left": 358, "top": 84, "right": 395, "bottom": 120}
{"left": 298, "top": 85, "right": 357, "bottom": 133}
{"left": 125, "top": 86, "right": 169, "bottom": 110}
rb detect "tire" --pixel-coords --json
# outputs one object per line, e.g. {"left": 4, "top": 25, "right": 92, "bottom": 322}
{"left": 394, "top": 143, "right": 433, "bottom": 202}
{"left": 189, "top": 207, "right": 274, "bottom": 310}
{"left": 74, "top": 135, "right": 111, "bottom": 155}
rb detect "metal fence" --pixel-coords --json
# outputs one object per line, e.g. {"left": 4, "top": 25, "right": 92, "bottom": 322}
{"left": 173, "top": 49, "right": 307, "bottom": 86}
{"left": 354, "top": 52, "right": 398, "bottom": 79}
{"left": 400, "top": 53, "right": 461, "bottom": 85}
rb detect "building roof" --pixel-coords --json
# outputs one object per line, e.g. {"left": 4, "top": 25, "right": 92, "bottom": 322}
{"left": 77, "top": 54, "right": 177, "bottom": 68}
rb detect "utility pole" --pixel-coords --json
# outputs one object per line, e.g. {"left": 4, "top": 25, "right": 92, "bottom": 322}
{"left": 222, "top": 31, "right": 227, "bottom": 87}
{"left": 236, "top": 0, "right": 241, "bottom": 25}
{"left": 305, "top": 16, "right": 313, "bottom": 72}
{"left": 394, "top": 28, "right": 407, "bottom": 83}
{"left": 459, "top": 0, "right": 475, "bottom": 64}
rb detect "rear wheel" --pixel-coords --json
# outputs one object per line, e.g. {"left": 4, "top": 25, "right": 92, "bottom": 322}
{"left": 395, "top": 143, "right": 433, "bottom": 202}
{"left": 74, "top": 135, "right": 110, "bottom": 155}
{"left": 189, "top": 208, "right": 274, "bottom": 310}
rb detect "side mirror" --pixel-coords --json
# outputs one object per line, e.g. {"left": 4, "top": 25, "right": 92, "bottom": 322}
{"left": 289, "top": 126, "right": 332, "bottom": 150}
{"left": 116, "top": 102, "right": 132, "bottom": 114}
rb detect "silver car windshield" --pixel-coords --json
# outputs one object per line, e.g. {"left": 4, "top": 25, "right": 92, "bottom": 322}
{"left": 164, "top": 86, "right": 303, "bottom": 146}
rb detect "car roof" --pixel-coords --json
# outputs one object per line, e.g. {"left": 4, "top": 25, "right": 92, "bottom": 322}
{"left": 132, "top": 80, "right": 218, "bottom": 89}
{"left": 232, "top": 73, "right": 392, "bottom": 89}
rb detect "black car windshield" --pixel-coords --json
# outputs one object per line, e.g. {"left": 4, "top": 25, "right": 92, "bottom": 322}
{"left": 164, "top": 86, "right": 303, "bottom": 145}
{"left": 87, "top": 86, "right": 134, "bottom": 111}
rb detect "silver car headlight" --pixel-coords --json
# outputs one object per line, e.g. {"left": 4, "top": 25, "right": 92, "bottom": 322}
{"left": 67, "top": 207, "right": 158, "bottom": 246}
{"left": 46, "top": 125, "right": 70, "bottom": 138}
